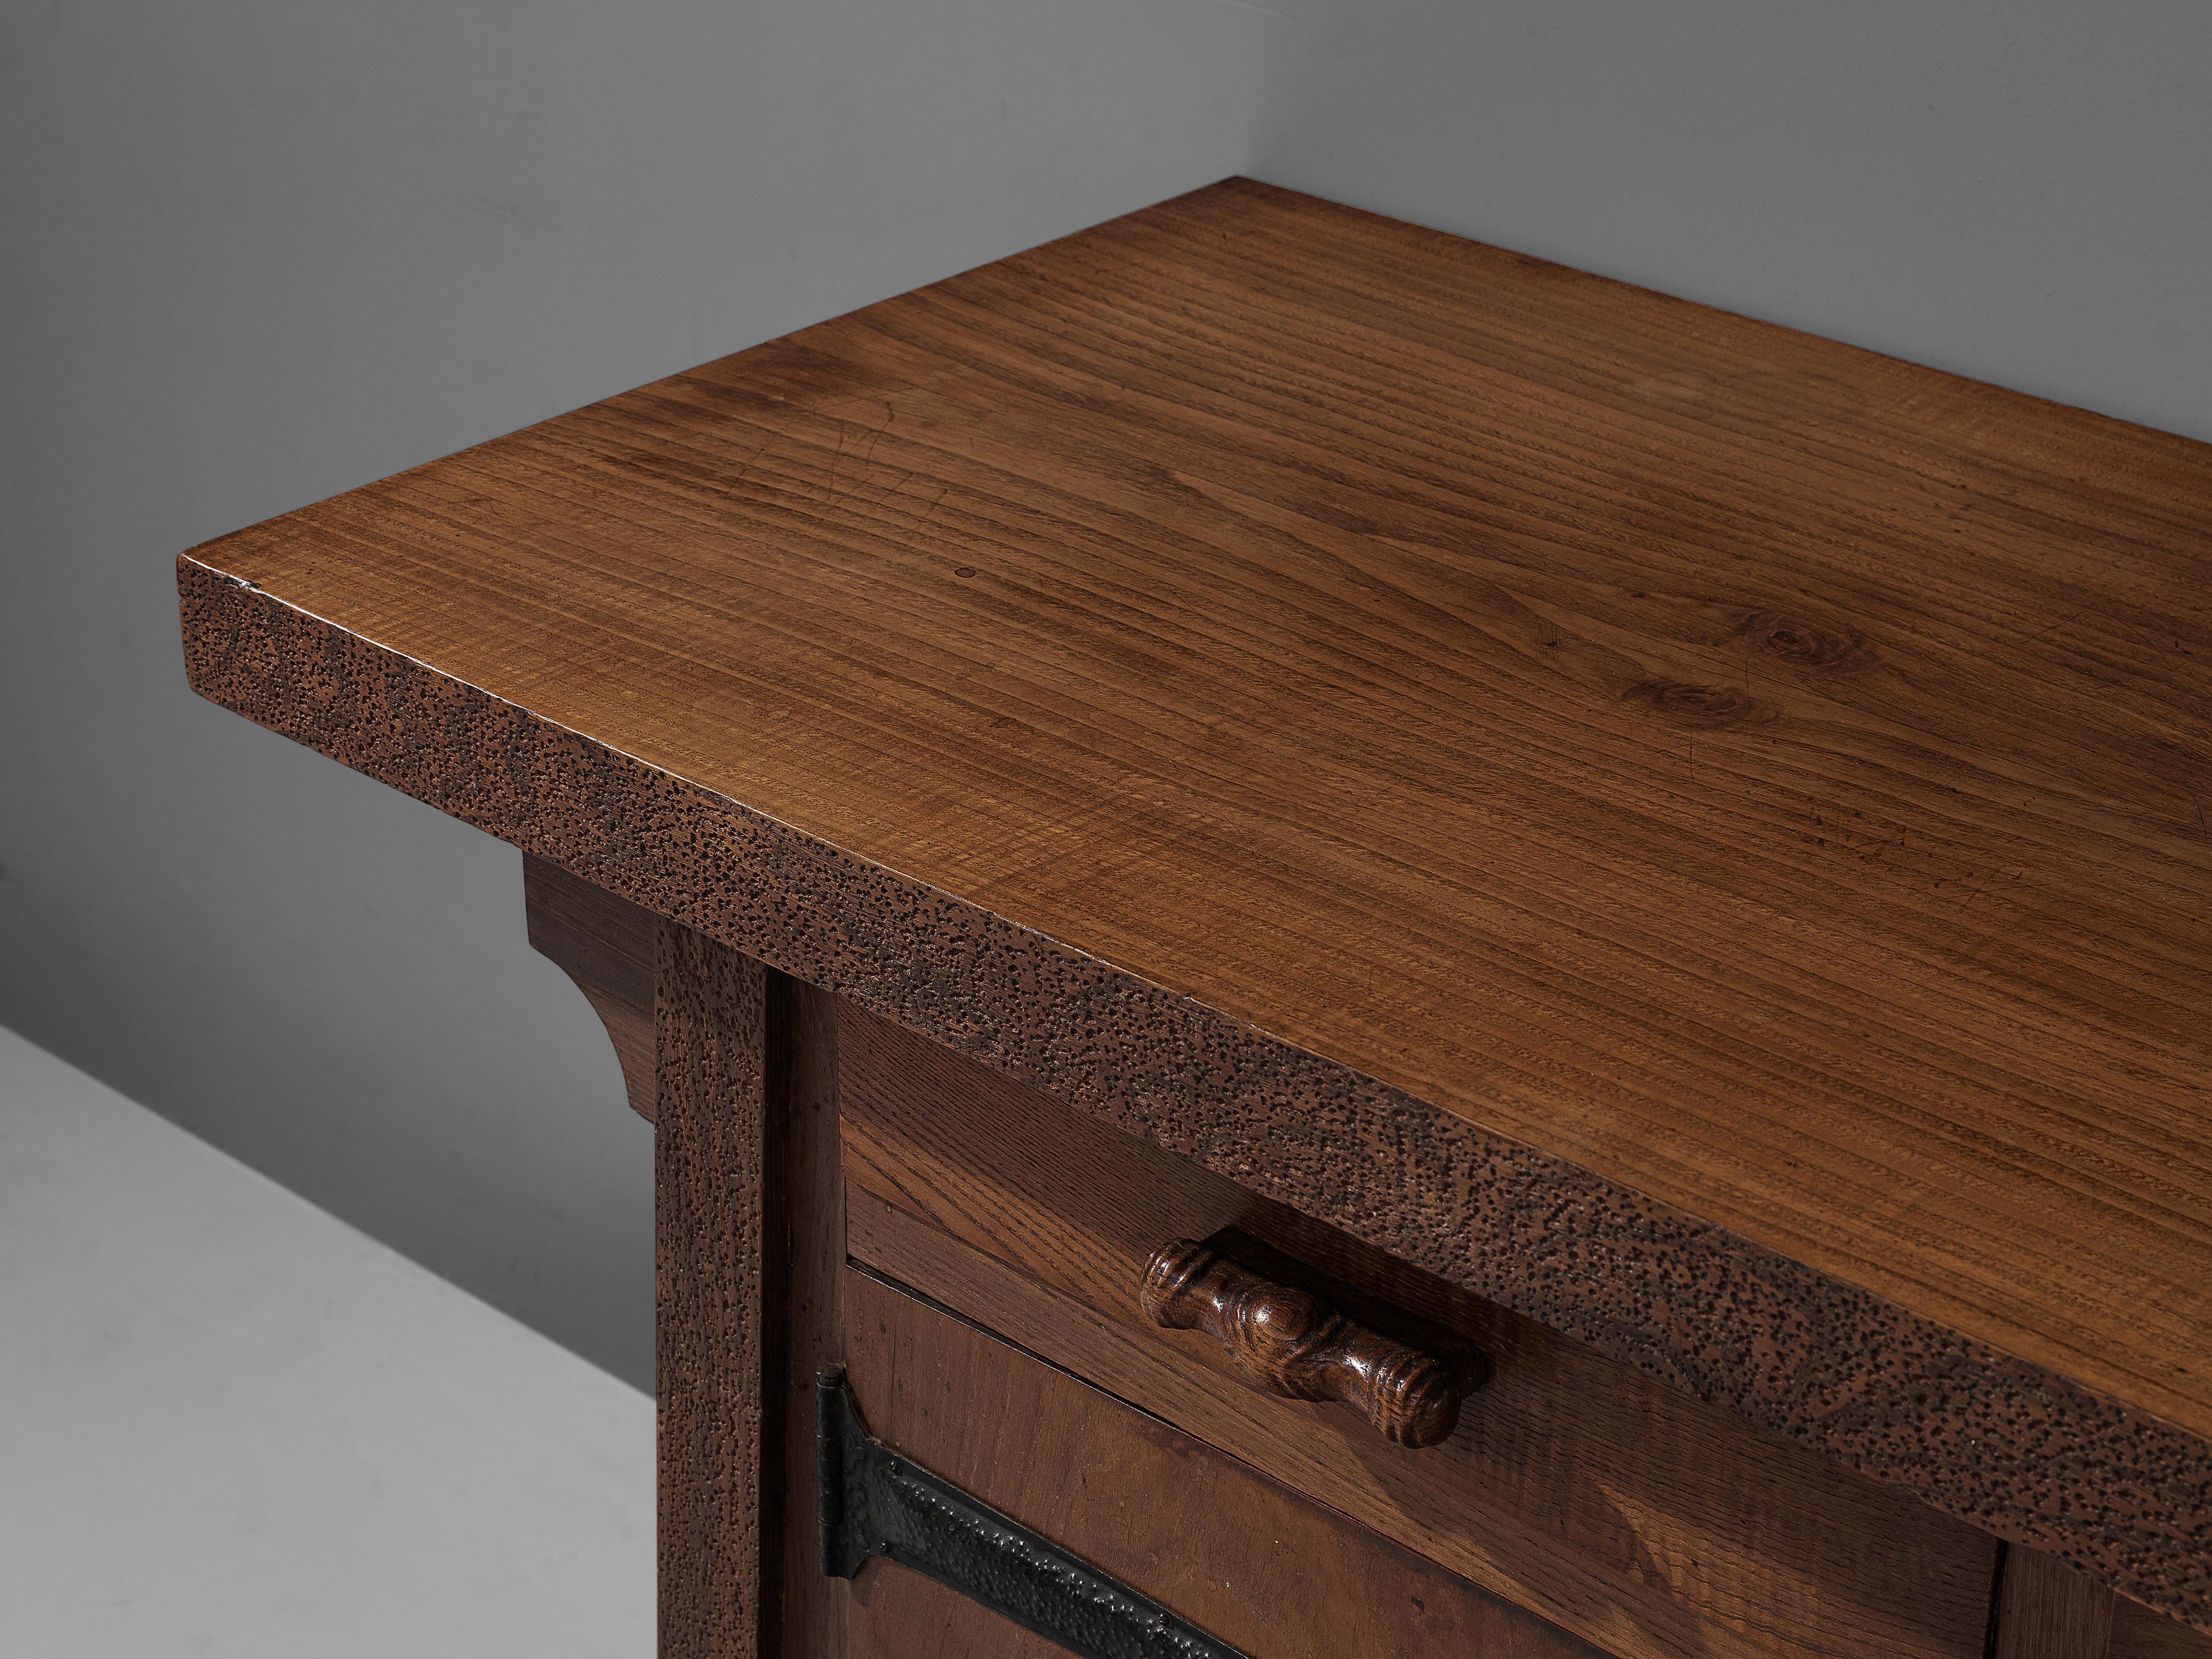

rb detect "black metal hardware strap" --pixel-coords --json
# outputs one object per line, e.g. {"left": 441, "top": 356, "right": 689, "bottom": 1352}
{"left": 817, "top": 1373, "right": 1251, "bottom": 1659}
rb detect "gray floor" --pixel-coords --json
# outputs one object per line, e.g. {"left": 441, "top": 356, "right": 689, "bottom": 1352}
{"left": 0, "top": 1024, "right": 654, "bottom": 1657}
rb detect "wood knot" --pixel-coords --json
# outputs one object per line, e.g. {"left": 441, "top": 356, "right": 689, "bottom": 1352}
{"left": 1621, "top": 681, "right": 1772, "bottom": 728}
{"left": 1727, "top": 609, "right": 1869, "bottom": 669}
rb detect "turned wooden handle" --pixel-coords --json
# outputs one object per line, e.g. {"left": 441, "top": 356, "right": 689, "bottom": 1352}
{"left": 1138, "top": 1239, "right": 1467, "bottom": 1448}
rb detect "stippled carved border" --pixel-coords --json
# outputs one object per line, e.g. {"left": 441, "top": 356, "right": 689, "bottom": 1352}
{"left": 179, "top": 555, "right": 2212, "bottom": 1630}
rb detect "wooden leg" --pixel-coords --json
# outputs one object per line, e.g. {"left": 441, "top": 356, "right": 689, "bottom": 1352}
{"left": 525, "top": 857, "right": 848, "bottom": 1656}
{"left": 776, "top": 977, "right": 848, "bottom": 1659}
{"left": 657, "top": 923, "right": 771, "bottom": 1658}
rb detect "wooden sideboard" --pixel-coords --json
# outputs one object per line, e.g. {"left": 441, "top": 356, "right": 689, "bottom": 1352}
{"left": 178, "top": 179, "right": 2212, "bottom": 1659}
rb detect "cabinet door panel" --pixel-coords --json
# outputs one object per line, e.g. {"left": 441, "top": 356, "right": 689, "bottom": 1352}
{"left": 839, "top": 1001, "right": 2002, "bottom": 1659}
{"left": 834, "top": 1265, "right": 1610, "bottom": 1659}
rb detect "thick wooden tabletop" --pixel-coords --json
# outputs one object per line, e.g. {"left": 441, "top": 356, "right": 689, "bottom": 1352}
{"left": 181, "top": 179, "right": 2212, "bottom": 1617}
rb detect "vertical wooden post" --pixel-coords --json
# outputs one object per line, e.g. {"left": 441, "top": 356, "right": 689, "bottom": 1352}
{"left": 774, "top": 978, "right": 847, "bottom": 1659}
{"left": 1992, "top": 1546, "right": 2116, "bottom": 1659}
{"left": 656, "top": 922, "right": 772, "bottom": 1658}
{"left": 524, "top": 862, "right": 837, "bottom": 1655}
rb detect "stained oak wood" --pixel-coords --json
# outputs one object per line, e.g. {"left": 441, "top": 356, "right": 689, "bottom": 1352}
{"left": 837, "top": 1264, "right": 1612, "bottom": 1659}
{"left": 1997, "top": 1547, "right": 2117, "bottom": 1659}
{"left": 1995, "top": 1549, "right": 2212, "bottom": 1659}
{"left": 2115, "top": 1597, "right": 2212, "bottom": 1659}
{"left": 851, "top": 1193, "right": 1995, "bottom": 1659}
{"left": 523, "top": 852, "right": 658, "bottom": 1121}
{"left": 178, "top": 178, "right": 2212, "bottom": 1614}
{"left": 839, "top": 1007, "right": 2001, "bottom": 1659}
{"left": 1139, "top": 1237, "right": 1467, "bottom": 1447}
{"left": 656, "top": 926, "right": 770, "bottom": 1658}
{"left": 774, "top": 974, "right": 850, "bottom": 1659}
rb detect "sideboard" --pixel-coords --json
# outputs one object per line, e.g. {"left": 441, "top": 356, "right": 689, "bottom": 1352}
{"left": 179, "top": 179, "right": 2212, "bottom": 1659}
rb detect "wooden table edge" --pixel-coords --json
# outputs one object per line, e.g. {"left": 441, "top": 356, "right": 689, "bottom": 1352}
{"left": 178, "top": 550, "right": 2212, "bottom": 1632}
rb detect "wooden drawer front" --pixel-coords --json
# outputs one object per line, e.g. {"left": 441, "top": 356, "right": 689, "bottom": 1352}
{"left": 1990, "top": 1549, "right": 2212, "bottom": 1659}
{"left": 838, "top": 1005, "right": 2002, "bottom": 1659}
{"left": 2117, "top": 1598, "right": 2212, "bottom": 1659}
{"left": 833, "top": 1264, "right": 1609, "bottom": 1658}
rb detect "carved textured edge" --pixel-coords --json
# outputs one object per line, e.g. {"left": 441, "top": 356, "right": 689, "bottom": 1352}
{"left": 179, "top": 557, "right": 2212, "bottom": 1630}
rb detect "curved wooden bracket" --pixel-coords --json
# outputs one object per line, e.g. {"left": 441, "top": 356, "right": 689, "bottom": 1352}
{"left": 523, "top": 853, "right": 659, "bottom": 1123}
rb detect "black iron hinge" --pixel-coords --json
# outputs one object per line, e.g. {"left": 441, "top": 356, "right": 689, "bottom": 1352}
{"left": 816, "top": 1373, "right": 1251, "bottom": 1659}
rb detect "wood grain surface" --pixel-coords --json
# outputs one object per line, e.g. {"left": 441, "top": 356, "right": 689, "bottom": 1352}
{"left": 837, "top": 1264, "right": 1610, "bottom": 1659}
{"left": 177, "top": 179, "right": 2212, "bottom": 1615}
{"left": 656, "top": 926, "right": 770, "bottom": 1658}
{"left": 839, "top": 1001, "right": 2001, "bottom": 1659}
{"left": 1996, "top": 1547, "right": 2119, "bottom": 1659}
{"left": 523, "top": 853, "right": 659, "bottom": 1121}
{"left": 1996, "top": 1548, "right": 2212, "bottom": 1659}
{"left": 2116, "top": 1594, "right": 2212, "bottom": 1659}
{"left": 1138, "top": 1237, "right": 1467, "bottom": 1447}
{"left": 774, "top": 974, "right": 851, "bottom": 1659}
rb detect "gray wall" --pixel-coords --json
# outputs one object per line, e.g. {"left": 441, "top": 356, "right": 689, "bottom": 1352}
{"left": 4, "top": 1, "right": 2206, "bottom": 1392}
{"left": 1264, "top": 1, "right": 2212, "bottom": 444}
